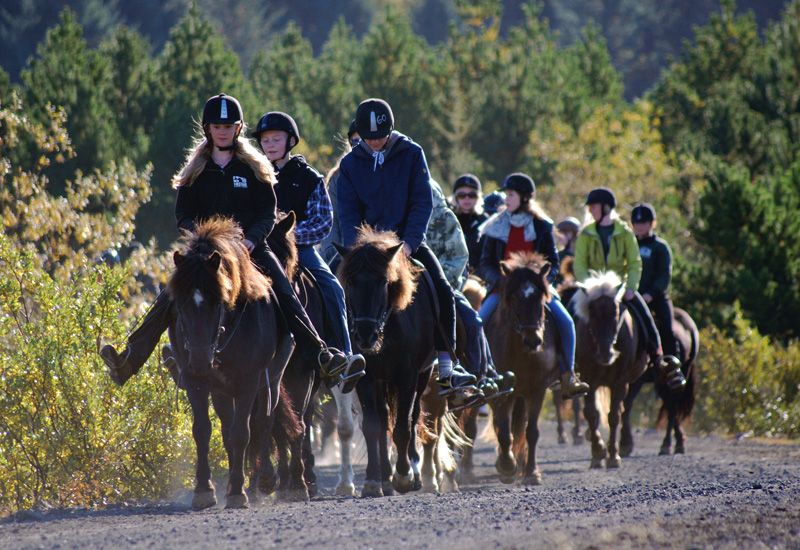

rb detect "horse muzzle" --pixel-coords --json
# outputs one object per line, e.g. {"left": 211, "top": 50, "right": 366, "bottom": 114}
{"left": 594, "top": 347, "right": 619, "bottom": 367}
{"left": 352, "top": 321, "right": 383, "bottom": 355}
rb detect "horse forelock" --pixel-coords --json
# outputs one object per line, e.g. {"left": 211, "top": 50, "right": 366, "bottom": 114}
{"left": 573, "top": 270, "right": 623, "bottom": 321}
{"left": 268, "top": 213, "right": 299, "bottom": 280}
{"left": 501, "top": 252, "right": 551, "bottom": 303}
{"left": 338, "top": 225, "right": 421, "bottom": 311}
{"left": 168, "top": 217, "right": 270, "bottom": 308}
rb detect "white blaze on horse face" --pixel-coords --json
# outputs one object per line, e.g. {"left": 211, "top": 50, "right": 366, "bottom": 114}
{"left": 522, "top": 283, "right": 536, "bottom": 299}
{"left": 193, "top": 289, "right": 204, "bottom": 307}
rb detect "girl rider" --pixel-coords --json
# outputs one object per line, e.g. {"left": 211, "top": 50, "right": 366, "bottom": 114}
{"left": 478, "top": 173, "right": 589, "bottom": 398}
{"left": 451, "top": 173, "right": 489, "bottom": 274}
{"left": 252, "top": 111, "right": 366, "bottom": 392}
{"left": 100, "top": 94, "right": 361, "bottom": 388}
{"left": 336, "top": 98, "right": 476, "bottom": 398}
{"left": 573, "top": 188, "right": 685, "bottom": 389}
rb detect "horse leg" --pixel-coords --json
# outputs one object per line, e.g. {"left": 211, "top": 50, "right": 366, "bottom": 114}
{"left": 571, "top": 396, "right": 583, "bottom": 445}
{"left": 357, "top": 378, "right": 383, "bottom": 498}
{"left": 376, "top": 383, "right": 395, "bottom": 496}
{"left": 606, "top": 385, "right": 626, "bottom": 469}
{"left": 583, "top": 390, "right": 606, "bottom": 469}
{"left": 553, "top": 388, "right": 567, "bottom": 445}
{"left": 332, "top": 385, "right": 357, "bottom": 497}
{"left": 621, "top": 376, "right": 644, "bottom": 457}
{"left": 408, "top": 370, "right": 430, "bottom": 492}
{"left": 188, "top": 387, "right": 216, "bottom": 510}
{"left": 297, "top": 376, "right": 317, "bottom": 499}
{"left": 523, "top": 392, "right": 546, "bottom": 485}
{"left": 661, "top": 402, "right": 675, "bottom": 455}
{"left": 674, "top": 410, "right": 686, "bottom": 454}
{"left": 420, "top": 413, "right": 439, "bottom": 493}
{"left": 492, "top": 397, "right": 516, "bottom": 481}
{"left": 224, "top": 384, "right": 259, "bottom": 508}
{"left": 459, "top": 409, "right": 478, "bottom": 484}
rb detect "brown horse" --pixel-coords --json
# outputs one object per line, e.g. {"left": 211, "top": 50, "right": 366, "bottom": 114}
{"left": 485, "top": 252, "right": 559, "bottom": 485}
{"left": 335, "top": 226, "right": 436, "bottom": 497}
{"left": 167, "top": 217, "right": 294, "bottom": 509}
{"left": 621, "top": 307, "right": 699, "bottom": 456}
{"left": 570, "top": 271, "right": 648, "bottom": 469}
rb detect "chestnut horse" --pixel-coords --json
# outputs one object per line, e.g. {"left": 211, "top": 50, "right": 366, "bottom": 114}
{"left": 167, "top": 217, "right": 293, "bottom": 509}
{"left": 484, "top": 252, "right": 559, "bottom": 485}
{"left": 570, "top": 271, "right": 648, "bottom": 469}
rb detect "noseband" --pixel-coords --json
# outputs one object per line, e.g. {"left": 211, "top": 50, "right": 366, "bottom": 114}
{"left": 176, "top": 297, "right": 248, "bottom": 366}
{"left": 348, "top": 302, "right": 391, "bottom": 337}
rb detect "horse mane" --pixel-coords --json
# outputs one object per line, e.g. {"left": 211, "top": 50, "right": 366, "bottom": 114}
{"left": 338, "top": 225, "right": 421, "bottom": 311}
{"left": 167, "top": 216, "right": 270, "bottom": 308}
{"left": 572, "top": 270, "right": 624, "bottom": 321}
{"left": 268, "top": 212, "right": 299, "bottom": 281}
{"left": 500, "top": 252, "right": 552, "bottom": 301}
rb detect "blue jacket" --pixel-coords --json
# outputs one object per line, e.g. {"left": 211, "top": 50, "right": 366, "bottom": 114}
{"left": 337, "top": 131, "right": 433, "bottom": 252}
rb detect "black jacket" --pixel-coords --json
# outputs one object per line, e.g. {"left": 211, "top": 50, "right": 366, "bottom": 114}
{"left": 478, "top": 216, "right": 560, "bottom": 292}
{"left": 274, "top": 155, "right": 322, "bottom": 224}
{"left": 175, "top": 156, "right": 276, "bottom": 259}
{"left": 456, "top": 210, "right": 489, "bottom": 272}
{"left": 636, "top": 233, "right": 672, "bottom": 298}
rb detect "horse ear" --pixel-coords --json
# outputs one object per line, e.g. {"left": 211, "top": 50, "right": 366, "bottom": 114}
{"left": 499, "top": 261, "right": 511, "bottom": 277}
{"left": 386, "top": 243, "right": 404, "bottom": 260}
{"left": 206, "top": 250, "right": 221, "bottom": 272}
{"left": 173, "top": 251, "right": 185, "bottom": 266}
{"left": 276, "top": 211, "right": 296, "bottom": 233}
{"left": 333, "top": 243, "right": 350, "bottom": 258}
{"left": 540, "top": 263, "right": 551, "bottom": 279}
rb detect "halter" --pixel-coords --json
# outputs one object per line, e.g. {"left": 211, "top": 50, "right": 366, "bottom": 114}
{"left": 508, "top": 277, "right": 548, "bottom": 335}
{"left": 585, "top": 302, "right": 628, "bottom": 350}
{"left": 175, "top": 296, "right": 248, "bottom": 367}
{"left": 347, "top": 302, "right": 392, "bottom": 338}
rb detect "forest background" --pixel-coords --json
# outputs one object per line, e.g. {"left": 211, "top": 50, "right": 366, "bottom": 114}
{"left": 0, "top": 0, "right": 799, "bottom": 512}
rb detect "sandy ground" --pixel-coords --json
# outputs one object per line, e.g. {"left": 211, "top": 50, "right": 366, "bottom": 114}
{"left": 2, "top": 419, "right": 799, "bottom": 550}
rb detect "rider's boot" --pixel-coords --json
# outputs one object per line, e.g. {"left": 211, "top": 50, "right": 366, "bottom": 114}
{"left": 437, "top": 363, "right": 478, "bottom": 397}
{"left": 319, "top": 348, "right": 366, "bottom": 394}
{"left": 560, "top": 371, "right": 590, "bottom": 399}
{"left": 657, "top": 353, "right": 686, "bottom": 390}
{"left": 99, "top": 345, "right": 145, "bottom": 387}
{"left": 161, "top": 344, "right": 181, "bottom": 387}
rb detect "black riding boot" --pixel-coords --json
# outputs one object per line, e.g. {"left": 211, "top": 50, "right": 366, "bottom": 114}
{"left": 100, "top": 290, "right": 173, "bottom": 386}
{"left": 627, "top": 293, "right": 685, "bottom": 389}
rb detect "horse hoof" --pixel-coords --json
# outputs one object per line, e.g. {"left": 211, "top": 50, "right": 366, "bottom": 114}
{"left": 412, "top": 472, "right": 423, "bottom": 491}
{"left": 522, "top": 472, "right": 542, "bottom": 486}
{"left": 659, "top": 445, "right": 671, "bottom": 456}
{"left": 192, "top": 488, "right": 217, "bottom": 510}
{"left": 606, "top": 454, "right": 621, "bottom": 469}
{"left": 620, "top": 443, "right": 633, "bottom": 458}
{"left": 499, "top": 475, "right": 515, "bottom": 484}
{"left": 258, "top": 474, "right": 277, "bottom": 496}
{"left": 440, "top": 475, "right": 460, "bottom": 493}
{"left": 306, "top": 482, "right": 318, "bottom": 498}
{"left": 572, "top": 434, "right": 584, "bottom": 446}
{"left": 382, "top": 480, "right": 395, "bottom": 496}
{"left": 675, "top": 443, "right": 685, "bottom": 454}
{"left": 495, "top": 455, "right": 516, "bottom": 478}
{"left": 335, "top": 482, "right": 357, "bottom": 497}
{"left": 590, "top": 458, "right": 604, "bottom": 469}
{"left": 225, "top": 493, "right": 248, "bottom": 509}
{"left": 279, "top": 488, "right": 309, "bottom": 503}
{"left": 391, "top": 471, "right": 414, "bottom": 494}
{"left": 361, "top": 480, "right": 383, "bottom": 498}
{"left": 557, "top": 432, "right": 567, "bottom": 445}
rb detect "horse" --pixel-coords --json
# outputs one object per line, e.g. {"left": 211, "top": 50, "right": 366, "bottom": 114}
{"left": 570, "top": 271, "right": 648, "bottom": 469}
{"left": 335, "top": 226, "right": 436, "bottom": 497}
{"left": 620, "top": 307, "right": 699, "bottom": 456}
{"left": 166, "top": 217, "right": 294, "bottom": 509}
{"left": 246, "top": 212, "right": 325, "bottom": 501}
{"left": 484, "top": 252, "right": 560, "bottom": 485}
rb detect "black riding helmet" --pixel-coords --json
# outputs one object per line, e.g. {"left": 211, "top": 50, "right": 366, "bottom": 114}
{"left": 453, "top": 173, "right": 482, "bottom": 194}
{"left": 631, "top": 202, "right": 656, "bottom": 223}
{"left": 501, "top": 173, "right": 535, "bottom": 198}
{"left": 354, "top": 98, "right": 394, "bottom": 140}
{"left": 585, "top": 187, "right": 617, "bottom": 209}
{"left": 252, "top": 111, "right": 300, "bottom": 158}
{"left": 201, "top": 93, "right": 243, "bottom": 151}
{"left": 483, "top": 191, "right": 506, "bottom": 215}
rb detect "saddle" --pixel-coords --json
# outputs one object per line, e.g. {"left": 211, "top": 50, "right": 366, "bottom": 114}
{"left": 621, "top": 302, "right": 649, "bottom": 357}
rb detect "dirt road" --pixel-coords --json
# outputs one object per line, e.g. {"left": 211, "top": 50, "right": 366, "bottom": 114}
{"left": 2, "top": 420, "right": 799, "bottom": 549}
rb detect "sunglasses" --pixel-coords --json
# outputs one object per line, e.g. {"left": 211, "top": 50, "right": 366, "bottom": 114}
{"left": 456, "top": 192, "right": 478, "bottom": 199}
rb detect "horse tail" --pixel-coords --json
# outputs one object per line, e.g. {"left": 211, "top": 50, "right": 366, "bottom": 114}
{"left": 511, "top": 396, "right": 528, "bottom": 468}
{"left": 438, "top": 410, "right": 471, "bottom": 475}
{"left": 273, "top": 382, "right": 303, "bottom": 451}
{"left": 658, "top": 308, "right": 699, "bottom": 423}
{"left": 462, "top": 276, "right": 487, "bottom": 311}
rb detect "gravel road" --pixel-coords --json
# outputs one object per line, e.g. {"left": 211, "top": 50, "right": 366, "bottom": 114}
{"left": 2, "top": 420, "right": 798, "bottom": 549}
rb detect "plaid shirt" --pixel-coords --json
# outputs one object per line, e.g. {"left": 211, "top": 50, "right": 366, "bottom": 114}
{"left": 294, "top": 180, "right": 333, "bottom": 246}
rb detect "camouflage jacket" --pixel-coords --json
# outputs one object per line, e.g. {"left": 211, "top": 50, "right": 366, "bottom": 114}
{"left": 426, "top": 179, "right": 469, "bottom": 289}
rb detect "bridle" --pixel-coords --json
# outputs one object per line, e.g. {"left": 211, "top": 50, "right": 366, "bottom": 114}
{"left": 347, "top": 301, "right": 391, "bottom": 338}
{"left": 175, "top": 296, "right": 248, "bottom": 367}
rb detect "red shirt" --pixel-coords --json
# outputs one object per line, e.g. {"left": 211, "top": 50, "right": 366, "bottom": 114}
{"left": 504, "top": 225, "right": 533, "bottom": 259}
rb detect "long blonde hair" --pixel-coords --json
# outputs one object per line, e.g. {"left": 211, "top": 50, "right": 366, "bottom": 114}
{"left": 172, "top": 124, "right": 276, "bottom": 189}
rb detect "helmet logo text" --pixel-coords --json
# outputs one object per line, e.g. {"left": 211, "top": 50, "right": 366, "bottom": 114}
{"left": 220, "top": 99, "right": 228, "bottom": 119}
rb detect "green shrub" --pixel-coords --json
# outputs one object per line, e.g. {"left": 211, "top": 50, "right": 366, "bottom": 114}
{"left": 694, "top": 304, "right": 800, "bottom": 438}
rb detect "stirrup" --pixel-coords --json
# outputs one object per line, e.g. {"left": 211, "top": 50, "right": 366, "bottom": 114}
{"left": 340, "top": 355, "right": 366, "bottom": 394}
{"left": 448, "top": 391, "right": 485, "bottom": 412}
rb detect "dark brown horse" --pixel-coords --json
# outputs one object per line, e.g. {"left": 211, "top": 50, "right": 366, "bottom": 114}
{"left": 335, "top": 226, "right": 436, "bottom": 497}
{"left": 621, "top": 307, "right": 699, "bottom": 456}
{"left": 570, "top": 271, "right": 648, "bottom": 469}
{"left": 167, "top": 217, "right": 293, "bottom": 509}
{"left": 485, "top": 252, "right": 559, "bottom": 485}
{"left": 246, "top": 212, "right": 323, "bottom": 502}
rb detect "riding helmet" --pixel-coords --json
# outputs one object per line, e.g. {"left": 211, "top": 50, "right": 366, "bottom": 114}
{"left": 347, "top": 118, "right": 358, "bottom": 140}
{"left": 584, "top": 187, "right": 617, "bottom": 209}
{"left": 354, "top": 98, "right": 394, "bottom": 140}
{"left": 453, "top": 173, "right": 482, "bottom": 194}
{"left": 501, "top": 173, "right": 535, "bottom": 198}
{"left": 251, "top": 111, "right": 301, "bottom": 148}
{"left": 483, "top": 191, "right": 506, "bottom": 215}
{"left": 631, "top": 203, "right": 656, "bottom": 223}
{"left": 556, "top": 217, "right": 581, "bottom": 234}
{"left": 202, "top": 93, "right": 243, "bottom": 125}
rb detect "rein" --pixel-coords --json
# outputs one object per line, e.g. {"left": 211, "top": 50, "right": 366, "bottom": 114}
{"left": 348, "top": 302, "right": 392, "bottom": 337}
{"left": 176, "top": 297, "right": 249, "bottom": 365}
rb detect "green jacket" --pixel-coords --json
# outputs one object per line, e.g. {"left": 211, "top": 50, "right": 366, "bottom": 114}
{"left": 574, "top": 219, "right": 642, "bottom": 291}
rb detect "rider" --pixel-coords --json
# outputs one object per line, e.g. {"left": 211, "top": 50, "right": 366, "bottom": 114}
{"left": 252, "top": 111, "right": 366, "bottom": 392}
{"left": 482, "top": 190, "right": 506, "bottom": 216}
{"left": 554, "top": 216, "right": 581, "bottom": 287}
{"left": 426, "top": 179, "right": 515, "bottom": 399}
{"left": 631, "top": 202, "right": 682, "bottom": 388}
{"left": 99, "top": 93, "right": 361, "bottom": 388}
{"left": 451, "top": 174, "right": 489, "bottom": 274}
{"left": 337, "top": 97, "right": 477, "bottom": 397}
{"left": 573, "top": 188, "right": 685, "bottom": 389}
{"left": 478, "top": 173, "right": 589, "bottom": 398}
